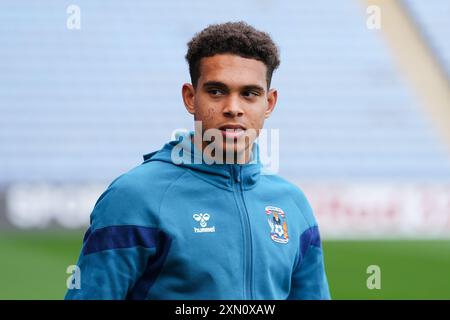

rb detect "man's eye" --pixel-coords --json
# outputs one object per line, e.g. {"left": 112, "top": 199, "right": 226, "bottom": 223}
{"left": 208, "top": 89, "right": 223, "bottom": 96}
{"left": 243, "top": 91, "right": 259, "bottom": 97}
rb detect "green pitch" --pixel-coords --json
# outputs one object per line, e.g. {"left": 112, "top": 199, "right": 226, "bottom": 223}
{"left": 0, "top": 231, "right": 449, "bottom": 299}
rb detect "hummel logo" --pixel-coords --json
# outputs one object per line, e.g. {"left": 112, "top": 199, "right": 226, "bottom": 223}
{"left": 193, "top": 213, "right": 215, "bottom": 233}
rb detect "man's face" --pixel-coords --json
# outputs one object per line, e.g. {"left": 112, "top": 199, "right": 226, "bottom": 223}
{"left": 182, "top": 54, "right": 277, "bottom": 162}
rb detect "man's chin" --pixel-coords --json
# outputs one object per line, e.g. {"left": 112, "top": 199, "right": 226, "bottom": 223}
{"left": 222, "top": 141, "right": 246, "bottom": 152}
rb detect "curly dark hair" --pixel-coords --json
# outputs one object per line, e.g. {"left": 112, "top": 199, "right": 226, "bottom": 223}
{"left": 185, "top": 21, "right": 280, "bottom": 89}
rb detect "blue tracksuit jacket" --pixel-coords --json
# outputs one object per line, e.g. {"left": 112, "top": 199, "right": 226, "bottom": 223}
{"left": 65, "top": 131, "right": 330, "bottom": 300}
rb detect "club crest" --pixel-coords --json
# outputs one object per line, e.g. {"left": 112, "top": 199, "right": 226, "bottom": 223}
{"left": 265, "top": 206, "right": 289, "bottom": 244}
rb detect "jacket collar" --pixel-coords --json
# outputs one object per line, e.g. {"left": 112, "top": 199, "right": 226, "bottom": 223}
{"left": 143, "top": 130, "right": 261, "bottom": 191}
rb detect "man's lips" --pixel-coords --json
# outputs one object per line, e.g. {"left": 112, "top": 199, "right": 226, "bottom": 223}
{"left": 218, "top": 124, "right": 246, "bottom": 139}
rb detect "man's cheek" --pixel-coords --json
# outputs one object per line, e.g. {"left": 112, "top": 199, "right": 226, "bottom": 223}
{"left": 247, "top": 118, "right": 261, "bottom": 131}
{"left": 205, "top": 108, "right": 216, "bottom": 122}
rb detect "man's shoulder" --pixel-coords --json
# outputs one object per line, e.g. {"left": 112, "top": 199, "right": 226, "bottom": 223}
{"left": 261, "top": 173, "right": 305, "bottom": 198}
{"left": 261, "top": 174, "right": 317, "bottom": 227}
{"left": 111, "top": 157, "right": 187, "bottom": 192}
{"left": 89, "top": 158, "right": 188, "bottom": 230}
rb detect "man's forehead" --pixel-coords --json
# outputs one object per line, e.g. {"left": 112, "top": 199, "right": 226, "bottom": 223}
{"left": 199, "top": 54, "right": 267, "bottom": 88}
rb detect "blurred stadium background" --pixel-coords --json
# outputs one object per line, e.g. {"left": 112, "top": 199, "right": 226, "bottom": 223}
{"left": 0, "top": 0, "right": 449, "bottom": 299}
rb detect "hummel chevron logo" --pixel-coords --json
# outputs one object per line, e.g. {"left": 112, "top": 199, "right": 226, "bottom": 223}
{"left": 193, "top": 213, "right": 216, "bottom": 233}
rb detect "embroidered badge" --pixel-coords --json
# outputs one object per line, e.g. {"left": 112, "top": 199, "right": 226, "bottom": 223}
{"left": 265, "top": 206, "right": 289, "bottom": 244}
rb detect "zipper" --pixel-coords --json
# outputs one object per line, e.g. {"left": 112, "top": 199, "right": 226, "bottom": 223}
{"left": 230, "top": 165, "right": 253, "bottom": 300}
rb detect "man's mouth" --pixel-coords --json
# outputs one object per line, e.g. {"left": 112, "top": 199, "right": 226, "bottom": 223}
{"left": 218, "top": 124, "right": 246, "bottom": 140}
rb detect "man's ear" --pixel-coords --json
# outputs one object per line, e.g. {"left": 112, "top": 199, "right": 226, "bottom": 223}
{"left": 182, "top": 83, "right": 196, "bottom": 115}
{"left": 264, "top": 88, "right": 278, "bottom": 119}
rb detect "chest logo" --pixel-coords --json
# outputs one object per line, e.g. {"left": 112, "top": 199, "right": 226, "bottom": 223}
{"left": 193, "top": 213, "right": 215, "bottom": 233}
{"left": 265, "top": 206, "right": 289, "bottom": 244}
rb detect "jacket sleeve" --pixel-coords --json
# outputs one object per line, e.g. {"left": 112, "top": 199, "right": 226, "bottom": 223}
{"left": 64, "top": 182, "right": 171, "bottom": 300}
{"left": 288, "top": 187, "right": 331, "bottom": 300}
{"left": 287, "top": 225, "right": 331, "bottom": 300}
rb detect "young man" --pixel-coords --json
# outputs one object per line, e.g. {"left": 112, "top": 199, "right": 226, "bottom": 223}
{"left": 65, "top": 21, "right": 330, "bottom": 300}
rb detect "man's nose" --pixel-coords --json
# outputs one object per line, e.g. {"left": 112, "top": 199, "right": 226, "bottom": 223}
{"left": 222, "top": 95, "right": 244, "bottom": 117}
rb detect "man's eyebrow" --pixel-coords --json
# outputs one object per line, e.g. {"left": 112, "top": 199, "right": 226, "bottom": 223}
{"left": 203, "top": 81, "right": 265, "bottom": 92}
{"left": 202, "top": 81, "right": 228, "bottom": 89}
{"left": 241, "top": 84, "right": 265, "bottom": 93}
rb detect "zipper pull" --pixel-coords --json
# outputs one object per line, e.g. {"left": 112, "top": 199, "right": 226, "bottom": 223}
{"left": 235, "top": 166, "right": 241, "bottom": 183}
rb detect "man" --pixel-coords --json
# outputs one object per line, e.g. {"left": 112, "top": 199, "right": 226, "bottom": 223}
{"left": 65, "top": 21, "right": 330, "bottom": 300}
